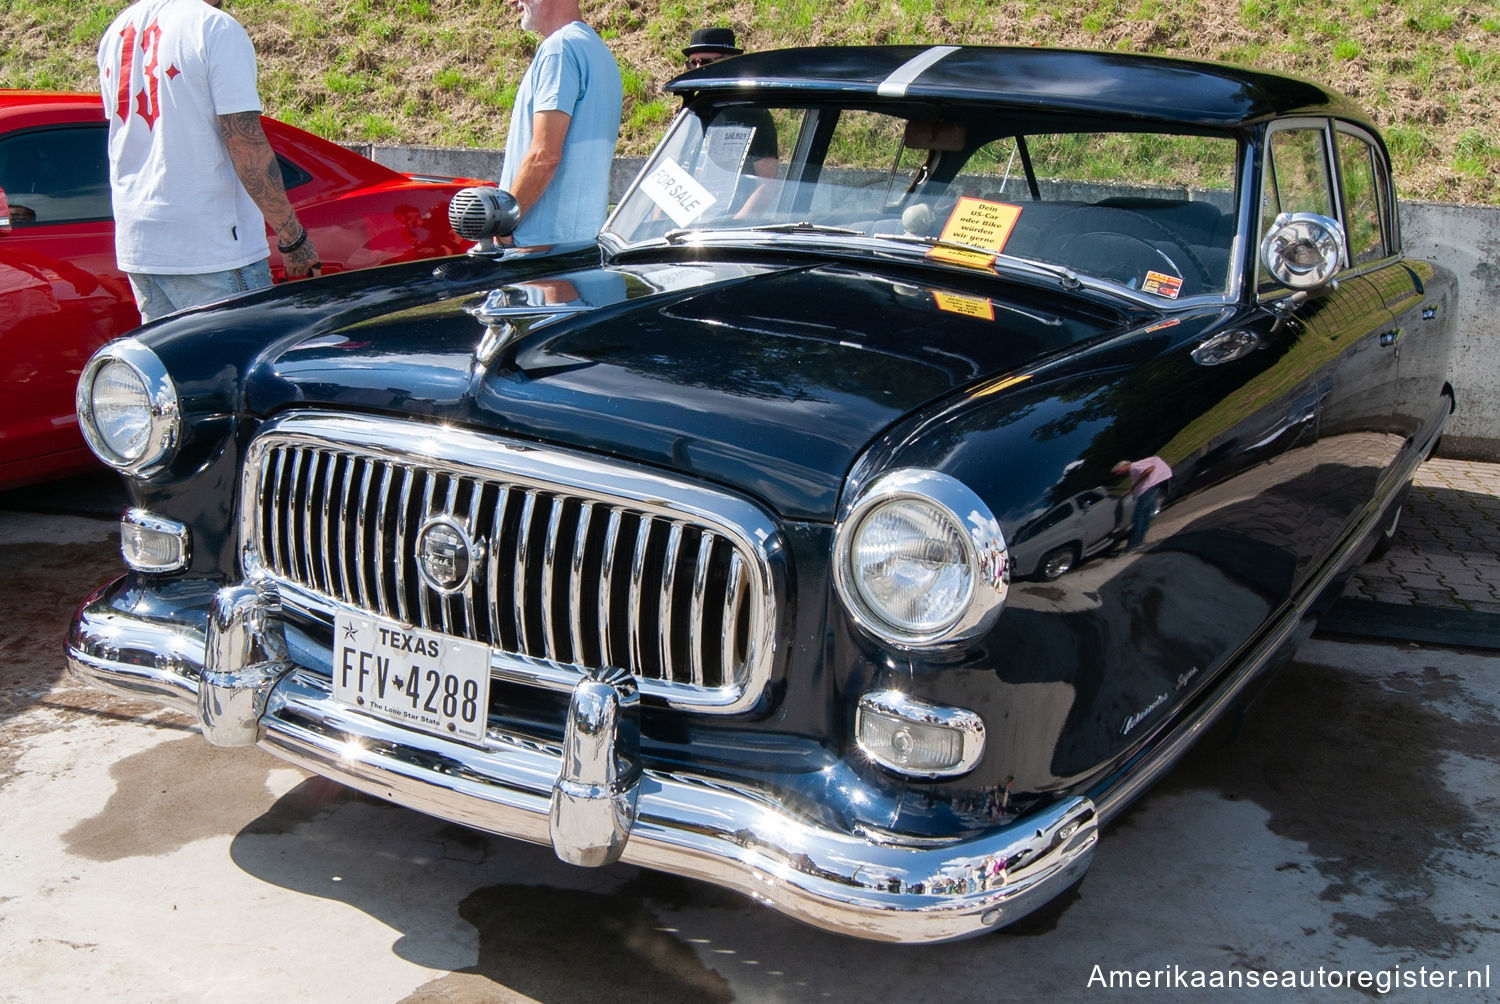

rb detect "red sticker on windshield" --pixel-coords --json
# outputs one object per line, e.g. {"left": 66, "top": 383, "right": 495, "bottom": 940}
{"left": 1142, "top": 271, "right": 1182, "bottom": 299}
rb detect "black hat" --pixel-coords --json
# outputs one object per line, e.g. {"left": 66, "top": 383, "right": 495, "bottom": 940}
{"left": 683, "top": 27, "right": 742, "bottom": 57}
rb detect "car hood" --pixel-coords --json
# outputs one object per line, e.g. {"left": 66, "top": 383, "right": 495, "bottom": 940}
{"left": 251, "top": 257, "right": 1137, "bottom": 519}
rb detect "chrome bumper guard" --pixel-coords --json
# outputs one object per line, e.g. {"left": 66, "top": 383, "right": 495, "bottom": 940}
{"left": 67, "top": 579, "right": 1097, "bottom": 942}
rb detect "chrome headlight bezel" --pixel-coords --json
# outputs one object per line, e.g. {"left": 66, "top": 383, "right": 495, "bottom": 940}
{"left": 833, "top": 469, "right": 1009, "bottom": 648}
{"left": 76, "top": 337, "right": 180, "bottom": 475}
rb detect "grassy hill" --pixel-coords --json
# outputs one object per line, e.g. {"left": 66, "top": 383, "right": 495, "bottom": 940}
{"left": 6, "top": 0, "right": 1496, "bottom": 204}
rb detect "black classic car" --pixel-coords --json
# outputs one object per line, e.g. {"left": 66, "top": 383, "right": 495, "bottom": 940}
{"left": 68, "top": 46, "right": 1455, "bottom": 941}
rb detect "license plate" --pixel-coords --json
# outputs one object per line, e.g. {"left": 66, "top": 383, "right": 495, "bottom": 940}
{"left": 333, "top": 612, "right": 490, "bottom": 745}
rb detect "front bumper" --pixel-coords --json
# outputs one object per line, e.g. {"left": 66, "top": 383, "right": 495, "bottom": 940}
{"left": 67, "top": 577, "right": 1097, "bottom": 943}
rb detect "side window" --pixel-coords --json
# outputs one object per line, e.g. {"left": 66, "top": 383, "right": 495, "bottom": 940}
{"left": 1260, "top": 126, "right": 1334, "bottom": 292}
{"left": 952, "top": 136, "right": 1030, "bottom": 202}
{"left": 278, "top": 155, "right": 313, "bottom": 193}
{"left": 0, "top": 125, "right": 113, "bottom": 226}
{"left": 1262, "top": 128, "right": 1333, "bottom": 229}
{"left": 1336, "top": 130, "right": 1391, "bottom": 265}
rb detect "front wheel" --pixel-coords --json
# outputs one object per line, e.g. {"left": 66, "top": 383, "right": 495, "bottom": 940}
{"left": 1038, "top": 544, "right": 1079, "bottom": 581}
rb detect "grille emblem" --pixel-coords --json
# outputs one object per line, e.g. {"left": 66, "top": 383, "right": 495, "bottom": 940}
{"left": 415, "top": 515, "right": 481, "bottom": 595}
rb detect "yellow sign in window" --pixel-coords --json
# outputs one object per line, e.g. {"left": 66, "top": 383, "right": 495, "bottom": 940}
{"left": 927, "top": 198, "right": 1022, "bottom": 269}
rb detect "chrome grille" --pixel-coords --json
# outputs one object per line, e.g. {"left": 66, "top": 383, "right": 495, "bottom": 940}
{"left": 240, "top": 414, "right": 781, "bottom": 713}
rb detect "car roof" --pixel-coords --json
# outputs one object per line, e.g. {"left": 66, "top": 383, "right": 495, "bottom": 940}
{"left": 667, "top": 45, "right": 1373, "bottom": 131}
{"left": 0, "top": 89, "right": 412, "bottom": 184}
{"left": 0, "top": 89, "right": 104, "bottom": 128}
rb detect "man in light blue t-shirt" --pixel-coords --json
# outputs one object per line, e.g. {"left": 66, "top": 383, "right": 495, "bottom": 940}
{"left": 499, "top": 0, "right": 622, "bottom": 247}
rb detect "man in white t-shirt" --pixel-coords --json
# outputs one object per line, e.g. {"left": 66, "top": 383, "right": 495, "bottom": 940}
{"left": 498, "top": 0, "right": 622, "bottom": 247}
{"left": 97, "top": 0, "right": 320, "bottom": 322}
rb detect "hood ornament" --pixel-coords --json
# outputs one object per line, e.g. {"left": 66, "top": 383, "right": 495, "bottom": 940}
{"left": 466, "top": 286, "right": 592, "bottom": 368}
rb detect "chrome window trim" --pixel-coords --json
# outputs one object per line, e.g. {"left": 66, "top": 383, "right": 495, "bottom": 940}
{"left": 237, "top": 411, "right": 786, "bottom": 714}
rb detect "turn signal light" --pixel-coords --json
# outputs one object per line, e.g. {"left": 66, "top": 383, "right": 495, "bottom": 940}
{"left": 120, "top": 508, "right": 190, "bottom": 573}
{"left": 855, "top": 690, "right": 984, "bottom": 778}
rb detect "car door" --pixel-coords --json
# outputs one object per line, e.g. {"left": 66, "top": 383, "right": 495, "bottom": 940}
{"left": 1332, "top": 124, "right": 1454, "bottom": 465}
{"left": 0, "top": 121, "right": 135, "bottom": 483}
{"left": 1256, "top": 121, "right": 1401, "bottom": 566}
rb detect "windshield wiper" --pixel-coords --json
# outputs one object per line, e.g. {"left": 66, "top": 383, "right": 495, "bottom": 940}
{"left": 662, "top": 221, "right": 865, "bottom": 244}
{"left": 745, "top": 221, "right": 865, "bottom": 236}
{"left": 663, "top": 220, "right": 864, "bottom": 244}
{"left": 877, "top": 233, "right": 1083, "bottom": 289}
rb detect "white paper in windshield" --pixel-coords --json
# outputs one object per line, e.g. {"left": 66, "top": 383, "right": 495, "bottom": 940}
{"left": 641, "top": 157, "right": 717, "bottom": 227}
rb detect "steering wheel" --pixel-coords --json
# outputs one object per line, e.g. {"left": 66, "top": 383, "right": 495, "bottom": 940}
{"left": 1048, "top": 206, "right": 1216, "bottom": 290}
{"left": 1057, "top": 232, "right": 1195, "bottom": 292}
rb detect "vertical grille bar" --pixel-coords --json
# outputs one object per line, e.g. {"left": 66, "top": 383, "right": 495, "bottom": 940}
{"left": 393, "top": 465, "right": 415, "bottom": 624}
{"left": 286, "top": 449, "right": 306, "bottom": 585}
{"left": 723, "top": 552, "right": 746, "bottom": 685}
{"left": 569, "top": 502, "right": 594, "bottom": 666}
{"left": 463, "top": 482, "right": 483, "bottom": 640}
{"left": 513, "top": 491, "right": 537, "bottom": 655}
{"left": 267, "top": 448, "right": 287, "bottom": 575}
{"left": 334, "top": 454, "right": 354, "bottom": 602}
{"left": 540, "top": 496, "right": 564, "bottom": 662}
{"left": 487, "top": 486, "right": 510, "bottom": 648}
{"left": 627, "top": 517, "right": 652, "bottom": 676}
{"left": 659, "top": 523, "right": 683, "bottom": 682}
{"left": 598, "top": 509, "right": 622, "bottom": 669}
{"left": 437, "top": 476, "right": 460, "bottom": 635}
{"left": 318, "top": 452, "right": 337, "bottom": 595}
{"left": 373, "top": 463, "right": 394, "bottom": 620}
{"left": 689, "top": 533, "right": 714, "bottom": 689}
{"left": 353, "top": 459, "right": 374, "bottom": 611}
{"left": 299, "top": 450, "right": 319, "bottom": 590}
{"left": 417, "top": 472, "right": 437, "bottom": 630}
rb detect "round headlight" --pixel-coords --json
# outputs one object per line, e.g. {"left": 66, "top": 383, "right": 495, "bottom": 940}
{"left": 834, "top": 470, "right": 1009, "bottom": 647}
{"left": 89, "top": 360, "right": 153, "bottom": 461}
{"left": 77, "top": 338, "right": 180, "bottom": 474}
{"left": 849, "top": 498, "right": 973, "bottom": 635}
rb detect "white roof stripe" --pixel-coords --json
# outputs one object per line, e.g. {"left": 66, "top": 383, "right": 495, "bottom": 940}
{"left": 876, "top": 46, "right": 962, "bottom": 97}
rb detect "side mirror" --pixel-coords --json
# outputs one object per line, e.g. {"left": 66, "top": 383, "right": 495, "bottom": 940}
{"left": 0, "top": 185, "right": 11, "bottom": 231}
{"left": 1259, "top": 211, "right": 1345, "bottom": 290}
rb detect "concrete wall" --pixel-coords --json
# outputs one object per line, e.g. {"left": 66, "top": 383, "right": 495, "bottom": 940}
{"left": 355, "top": 143, "right": 1499, "bottom": 459}
{"left": 1402, "top": 202, "right": 1500, "bottom": 461}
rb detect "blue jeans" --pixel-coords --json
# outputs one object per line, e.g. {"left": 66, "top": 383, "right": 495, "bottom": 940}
{"left": 1128, "top": 483, "right": 1163, "bottom": 550}
{"left": 127, "top": 259, "right": 273, "bottom": 323}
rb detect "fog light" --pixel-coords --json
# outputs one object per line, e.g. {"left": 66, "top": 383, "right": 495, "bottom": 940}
{"left": 856, "top": 690, "right": 984, "bottom": 778}
{"left": 121, "top": 508, "right": 190, "bottom": 572}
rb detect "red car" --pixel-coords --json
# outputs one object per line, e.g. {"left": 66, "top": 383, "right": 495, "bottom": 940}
{"left": 0, "top": 90, "right": 488, "bottom": 490}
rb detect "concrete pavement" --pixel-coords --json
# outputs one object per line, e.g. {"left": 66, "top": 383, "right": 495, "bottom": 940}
{"left": 1325, "top": 458, "right": 1500, "bottom": 647}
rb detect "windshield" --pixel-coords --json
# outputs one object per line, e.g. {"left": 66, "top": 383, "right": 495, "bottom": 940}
{"left": 605, "top": 103, "right": 1242, "bottom": 299}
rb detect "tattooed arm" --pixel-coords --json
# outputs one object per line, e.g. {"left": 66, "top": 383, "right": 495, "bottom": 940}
{"left": 218, "top": 110, "right": 321, "bottom": 278}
